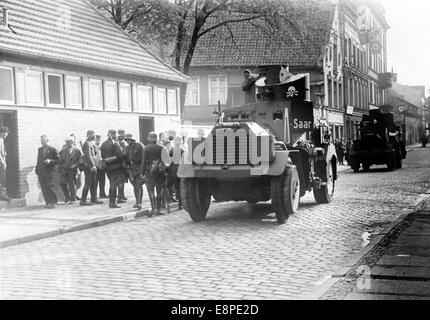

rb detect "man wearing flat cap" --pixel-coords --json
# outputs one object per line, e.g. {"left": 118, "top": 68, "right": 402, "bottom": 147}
{"left": 101, "top": 129, "right": 126, "bottom": 208}
{"left": 117, "top": 129, "right": 128, "bottom": 203}
{"left": 124, "top": 133, "right": 145, "bottom": 210}
{"left": 80, "top": 130, "right": 103, "bottom": 206}
{"left": 59, "top": 136, "right": 82, "bottom": 204}
{"left": 36, "top": 135, "right": 59, "bottom": 208}
{"left": 0, "top": 127, "right": 10, "bottom": 201}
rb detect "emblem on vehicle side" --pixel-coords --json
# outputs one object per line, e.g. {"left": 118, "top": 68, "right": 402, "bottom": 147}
{"left": 286, "top": 86, "right": 298, "bottom": 98}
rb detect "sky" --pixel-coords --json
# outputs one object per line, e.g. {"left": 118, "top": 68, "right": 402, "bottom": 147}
{"left": 380, "top": 0, "right": 430, "bottom": 95}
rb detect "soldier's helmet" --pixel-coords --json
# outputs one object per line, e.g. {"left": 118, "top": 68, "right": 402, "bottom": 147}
{"left": 86, "top": 130, "right": 96, "bottom": 138}
{"left": 147, "top": 131, "right": 158, "bottom": 142}
{"left": 125, "top": 133, "right": 135, "bottom": 141}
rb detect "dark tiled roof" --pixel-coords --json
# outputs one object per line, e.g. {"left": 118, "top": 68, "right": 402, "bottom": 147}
{"left": 191, "top": 2, "right": 335, "bottom": 68}
{"left": 0, "top": 0, "right": 187, "bottom": 83}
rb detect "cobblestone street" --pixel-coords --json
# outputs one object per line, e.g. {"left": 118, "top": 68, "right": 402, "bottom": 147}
{"left": 1, "top": 148, "right": 429, "bottom": 300}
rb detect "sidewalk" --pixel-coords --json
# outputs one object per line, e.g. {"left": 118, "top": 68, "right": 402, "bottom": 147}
{"left": 344, "top": 201, "right": 430, "bottom": 299}
{"left": 0, "top": 194, "right": 179, "bottom": 249}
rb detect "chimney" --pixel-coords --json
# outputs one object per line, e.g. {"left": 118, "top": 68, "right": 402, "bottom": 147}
{"left": 2, "top": 7, "right": 8, "bottom": 27}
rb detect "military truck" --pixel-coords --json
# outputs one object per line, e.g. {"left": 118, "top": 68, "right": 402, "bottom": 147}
{"left": 177, "top": 65, "right": 337, "bottom": 224}
{"left": 349, "top": 109, "right": 406, "bottom": 173}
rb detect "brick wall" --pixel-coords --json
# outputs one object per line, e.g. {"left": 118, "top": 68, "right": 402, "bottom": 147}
{"left": 16, "top": 107, "right": 181, "bottom": 198}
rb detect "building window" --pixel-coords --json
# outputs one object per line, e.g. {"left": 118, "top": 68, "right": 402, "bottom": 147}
{"left": 208, "top": 75, "right": 227, "bottom": 105}
{"left": 119, "top": 83, "right": 132, "bottom": 112}
{"left": 155, "top": 88, "right": 167, "bottom": 114}
{"left": 88, "top": 79, "right": 103, "bottom": 109}
{"left": 328, "top": 78, "right": 333, "bottom": 107}
{"left": 65, "top": 76, "right": 82, "bottom": 108}
{"left": 0, "top": 66, "right": 14, "bottom": 103}
{"left": 25, "top": 70, "right": 44, "bottom": 105}
{"left": 334, "top": 81, "right": 338, "bottom": 108}
{"left": 167, "top": 89, "right": 178, "bottom": 115}
{"left": 136, "top": 85, "right": 152, "bottom": 113}
{"left": 185, "top": 76, "right": 200, "bottom": 106}
{"left": 46, "top": 74, "right": 63, "bottom": 107}
{"left": 104, "top": 81, "right": 118, "bottom": 111}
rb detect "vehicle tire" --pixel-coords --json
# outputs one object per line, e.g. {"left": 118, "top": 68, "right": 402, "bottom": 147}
{"left": 294, "top": 159, "right": 307, "bottom": 197}
{"left": 271, "top": 166, "right": 300, "bottom": 224}
{"left": 181, "top": 178, "right": 211, "bottom": 222}
{"left": 350, "top": 157, "right": 360, "bottom": 173}
{"left": 386, "top": 152, "right": 395, "bottom": 171}
{"left": 313, "top": 160, "right": 336, "bottom": 204}
{"left": 362, "top": 163, "right": 370, "bottom": 172}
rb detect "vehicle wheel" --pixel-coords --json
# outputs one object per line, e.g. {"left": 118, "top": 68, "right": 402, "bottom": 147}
{"left": 386, "top": 152, "right": 395, "bottom": 171}
{"left": 294, "top": 160, "right": 307, "bottom": 197}
{"left": 271, "top": 166, "right": 300, "bottom": 224}
{"left": 351, "top": 157, "right": 360, "bottom": 173}
{"left": 181, "top": 178, "right": 211, "bottom": 222}
{"left": 362, "top": 163, "right": 370, "bottom": 172}
{"left": 314, "top": 160, "right": 336, "bottom": 204}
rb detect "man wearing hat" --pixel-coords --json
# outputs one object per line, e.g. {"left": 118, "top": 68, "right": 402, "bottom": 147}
{"left": 141, "top": 131, "right": 172, "bottom": 216}
{"left": 101, "top": 129, "right": 126, "bottom": 208}
{"left": 124, "top": 133, "right": 145, "bottom": 210}
{"left": 241, "top": 69, "right": 259, "bottom": 104}
{"left": 80, "top": 130, "right": 103, "bottom": 206}
{"left": 0, "top": 127, "right": 10, "bottom": 201}
{"left": 59, "top": 136, "right": 82, "bottom": 204}
{"left": 36, "top": 135, "right": 60, "bottom": 208}
{"left": 94, "top": 134, "right": 107, "bottom": 199}
{"left": 117, "top": 129, "right": 128, "bottom": 203}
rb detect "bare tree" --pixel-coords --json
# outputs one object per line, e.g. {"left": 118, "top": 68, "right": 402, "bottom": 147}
{"left": 91, "top": 0, "right": 328, "bottom": 119}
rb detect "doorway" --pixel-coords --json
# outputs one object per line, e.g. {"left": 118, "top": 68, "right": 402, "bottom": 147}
{"left": 0, "top": 110, "right": 19, "bottom": 198}
{"left": 139, "top": 117, "right": 155, "bottom": 145}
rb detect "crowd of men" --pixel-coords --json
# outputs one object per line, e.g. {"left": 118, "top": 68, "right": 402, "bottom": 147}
{"left": 35, "top": 129, "right": 186, "bottom": 216}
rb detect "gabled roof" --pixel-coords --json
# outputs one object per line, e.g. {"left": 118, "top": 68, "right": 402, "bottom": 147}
{"left": 190, "top": 2, "right": 335, "bottom": 68}
{"left": 0, "top": 0, "right": 187, "bottom": 83}
{"left": 390, "top": 83, "right": 422, "bottom": 107}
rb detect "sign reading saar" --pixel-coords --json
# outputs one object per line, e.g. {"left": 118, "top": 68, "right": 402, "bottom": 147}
{"left": 290, "top": 101, "right": 314, "bottom": 133}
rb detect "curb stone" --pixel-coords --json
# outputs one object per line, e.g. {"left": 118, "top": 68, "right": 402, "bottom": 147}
{"left": 318, "top": 189, "right": 430, "bottom": 298}
{"left": 0, "top": 205, "right": 179, "bottom": 249}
